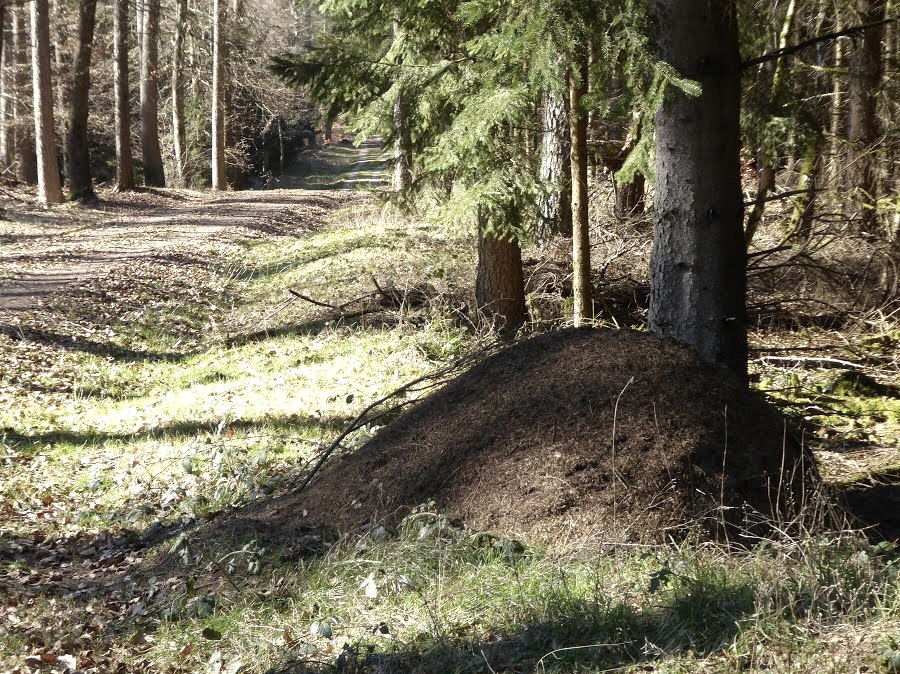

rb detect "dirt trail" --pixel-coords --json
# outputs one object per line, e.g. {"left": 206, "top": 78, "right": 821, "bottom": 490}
{"left": 0, "top": 143, "right": 387, "bottom": 312}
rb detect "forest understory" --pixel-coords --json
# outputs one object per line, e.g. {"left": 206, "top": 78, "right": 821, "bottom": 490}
{"left": 0, "top": 142, "right": 898, "bottom": 673}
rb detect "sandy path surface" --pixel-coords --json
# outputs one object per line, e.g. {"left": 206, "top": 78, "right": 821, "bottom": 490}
{"left": 0, "top": 143, "right": 388, "bottom": 312}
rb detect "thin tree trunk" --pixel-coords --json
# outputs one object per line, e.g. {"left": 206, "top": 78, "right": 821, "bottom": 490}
{"left": 786, "top": 135, "right": 824, "bottom": 241}
{"left": 650, "top": 0, "right": 746, "bottom": 377}
{"left": 140, "top": 0, "right": 164, "bottom": 186}
{"left": 13, "top": 6, "right": 35, "bottom": 184}
{"left": 615, "top": 111, "right": 646, "bottom": 217}
{"left": 30, "top": 0, "right": 62, "bottom": 205}
{"left": 113, "top": 0, "right": 133, "bottom": 190}
{"left": 277, "top": 116, "right": 284, "bottom": 173}
{"left": 0, "top": 7, "right": 12, "bottom": 170}
{"left": 536, "top": 74, "right": 572, "bottom": 241}
{"left": 224, "top": 0, "right": 242, "bottom": 186}
{"left": 828, "top": 13, "right": 844, "bottom": 184}
{"left": 211, "top": 0, "right": 226, "bottom": 190}
{"left": 66, "top": 0, "right": 97, "bottom": 199}
{"left": 476, "top": 219, "right": 526, "bottom": 333}
{"left": 569, "top": 57, "right": 591, "bottom": 327}
{"left": 847, "top": 0, "right": 886, "bottom": 232}
{"left": 391, "top": 17, "right": 411, "bottom": 192}
{"left": 171, "top": 0, "right": 186, "bottom": 185}
{"left": 744, "top": 0, "right": 797, "bottom": 248}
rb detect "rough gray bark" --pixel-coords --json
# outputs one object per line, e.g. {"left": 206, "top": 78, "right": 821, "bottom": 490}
{"left": 12, "top": 6, "right": 35, "bottom": 184}
{"left": 171, "top": 0, "right": 186, "bottom": 185}
{"left": 650, "top": 0, "right": 747, "bottom": 377}
{"left": 65, "top": 0, "right": 97, "bottom": 199}
{"left": 536, "top": 78, "right": 571, "bottom": 240}
{"left": 476, "top": 219, "right": 526, "bottom": 332}
{"left": 139, "top": 0, "right": 164, "bottom": 186}
{"left": 113, "top": 0, "right": 133, "bottom": 190}
{"left": 30, "top": 0, "right": 62, "bottom": 205}
{"left": 847, "top": 0, "right": 886, "bottom": 232}
{"left": 211, "top": 0, "right": 226, "bottom": 190}
{"left": 569, "top": 58, "right": 591, "bottom": 327}
{"left": 391, "top": 17, "right": 411, "bottom": 192}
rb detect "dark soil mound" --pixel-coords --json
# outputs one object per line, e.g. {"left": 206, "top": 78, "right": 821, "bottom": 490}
{"left": 276, "top": 328, "right": 812, "bottom": 544}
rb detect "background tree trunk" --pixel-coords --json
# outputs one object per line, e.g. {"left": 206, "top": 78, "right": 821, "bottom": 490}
{"left": 535, "top": 70, "right": 572, "bottom": 240}
{"left": 391, "top": 17, "right": 411, "bottom": 192}
{"left": 66, "top": 0, "right": 97, "bottom": 199}
{"left": 649, "top": 0, "right": 747, "bottom": 377}
{"left": 13, "top": 6, "right": 36, "bottom": 184}
{"left": 171, "top": 0, "right": 186, "bottom": 186}
{"left": 569, "top": 58, "right": 590, "bottom": 327}
{"left": 476, "top": 220, "right": 525, "bottom": 333}
{"left": 113, "top": 0, "right": 133, "bottom": 190}
{"left": 0, "top": 8, "right": 10, "bottom": 170}
{"left": 140, "top": 0, "right": 164, "bottom": 186}
{"left": 211, "top": 0, "right": 226, "bottom": 189}
{"left": 30, "top": 0, "right": 62, "bottom": 205}
{"left": 847, "top": 0, "right": 886, "bottom": 232}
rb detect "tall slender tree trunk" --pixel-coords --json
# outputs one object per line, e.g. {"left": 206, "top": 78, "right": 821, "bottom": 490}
{"left": 847, "top": 0, "right": 886, "bottom": 232}
{"left": 30, "top": 0, "right": 62, "bottom": 205}
{"left": 828, "top": 14, "right": 845, "bottom": 184}
{"left": 224, "top": 0, "right": 242, "bottom": 186}
{"left": 113, "top": 0, "right": 133, "bottom": 190}
{"left": 66, "top": 0, "right": 97, "bottom": 199}
{"left": 13, "top": 7, "right": 36, "bottom": 184}
{"left": 569, "top": 57, "right": 591, "bottom": 327}
{"left": 650, "top": 0, "right": 746, "bottom": 378}
{"left": 476, "top": 220, "right": 526, "bottom": 333}
{"left": 140, "top": 0, "right": 164, "bottom": 186}
{"left": 615, "top": 111, "right": 645, "bottom": 217}
{"left": 0, "top": 7, "right": 12, "bottom": 170}
{"left": 391, "top": 16, "right": 412, "bottom": 192}
{"left": 211, "top": 0, "right": 226, "bottom": 189}
{"left": 744, "top": 0, "right": 796, "bottom": 248}
{"left": 171, "top": 0, "right": 186, "bottom": 185}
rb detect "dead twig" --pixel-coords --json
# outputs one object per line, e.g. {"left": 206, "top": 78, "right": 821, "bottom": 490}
{"left": 754, "top": 355, "right": 862, "bottom": 369}
{"left": 293, "top": 341, "right": 502, "bottom": 493}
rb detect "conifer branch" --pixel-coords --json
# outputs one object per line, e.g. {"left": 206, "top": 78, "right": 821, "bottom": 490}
{"left": 742, "top": 19, "right": 896, "bottom": 69}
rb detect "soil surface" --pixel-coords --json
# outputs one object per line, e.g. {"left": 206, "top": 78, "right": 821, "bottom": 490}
{"left": 0, "top": 141, "right": 389, "bottom": 312}
{"left": 227, "top": 329, "right": 817, "bottom": 548}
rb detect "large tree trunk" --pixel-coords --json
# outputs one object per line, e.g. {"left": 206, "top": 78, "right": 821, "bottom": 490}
{"left": 536, "top": 71, "right": 572, "bottom": 240}
{"left": 66, "top": 0, "right": 97, "bottom": 199}
{"left": 140, "top": 0, "right": 164, "bottom": 186}
{"left": 476, "top": 219, "right": 526, "bottom": 333}
{"left": 847, "top": 0, "right": 886, "bottom": 232}
{"left": 171, "top": 0, "right": 186, "bottom": 185}
{"left": 13, "top": 6, "right": 36, "bottom": 184}
{"left": 113, "top": 0, "right": 133, "bottom": 190}
{"left": 569, "top": 57, "right": 591, "bottom": 327}
{"left": 211, "top": 0, "right": 226, "bottom": 190}
{"left": 30, "top": 0, "right": 62, "bottom": 205}
{"left": 650, "top": 0, "right": 746, "bottom": 378}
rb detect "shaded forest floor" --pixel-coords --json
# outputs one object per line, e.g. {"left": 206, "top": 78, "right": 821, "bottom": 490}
{"left": 0, "top": 144, "right": 898, "bottom": 673}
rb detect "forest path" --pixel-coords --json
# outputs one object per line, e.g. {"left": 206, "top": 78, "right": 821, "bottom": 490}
{"left": 0, "top": 142, "right": 387, "bottom": 312}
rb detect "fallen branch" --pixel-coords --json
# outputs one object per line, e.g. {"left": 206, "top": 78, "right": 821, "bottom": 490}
{"left": 753, "top": 355, "right": 862, "bottom": 369}
{"left": 287, "top": 288, "right": 371, "bottom": 311}
{"left": 742, "top": 19, "right": 896, "bottom": 69}
{"left": 293, "top": 341, "right": 502, "bottom": 493}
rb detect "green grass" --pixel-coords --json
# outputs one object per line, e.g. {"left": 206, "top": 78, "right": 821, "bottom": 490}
{"left": 2, "top": 191, "right": 899, "bottom": 673}
{"left": 91, "top": 518, "right": 900, "bottom": 673}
